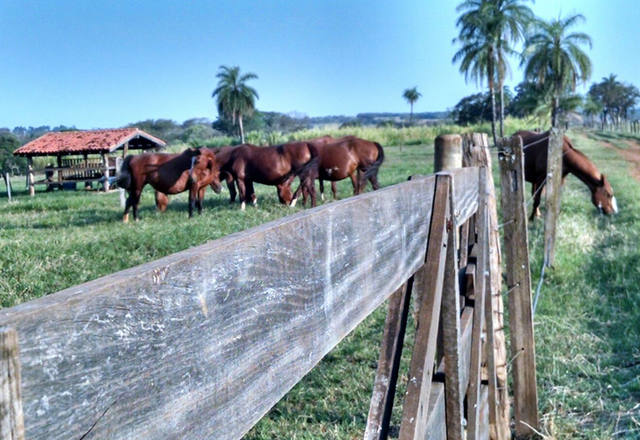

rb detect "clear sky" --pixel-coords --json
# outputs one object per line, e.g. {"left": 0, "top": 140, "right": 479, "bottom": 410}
{"left": 0, "top": 0, "right": 638, "bottom": 129}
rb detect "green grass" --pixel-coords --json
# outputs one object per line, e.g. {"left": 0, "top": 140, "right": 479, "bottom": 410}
{"left": 1, "top": 126, "right": 638, "bottom": 438}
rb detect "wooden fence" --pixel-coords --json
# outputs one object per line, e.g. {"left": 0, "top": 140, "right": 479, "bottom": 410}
{"left": 0, "top": 161, "right": 522, "bottom": 439}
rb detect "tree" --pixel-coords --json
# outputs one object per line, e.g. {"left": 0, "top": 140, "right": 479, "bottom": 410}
{"left": 454, "top": 0, "right": 533, "bottom": 142}
{"left": 452, "top": 89, "right": 512, "bottom": 124}
{"left": 212, "top": 65, "right": 259, "bottom": 143}
{"left": 0, "top": 132, "right": 25, "bottom": 173}
{"left": 402, "top": 87, "right": 422, "bottom": 123}
{"left": 589, "top": 74, "right": 640, "bottom": 126}
{"left": 521, "top": 14, "right": 592, "bottom": 127}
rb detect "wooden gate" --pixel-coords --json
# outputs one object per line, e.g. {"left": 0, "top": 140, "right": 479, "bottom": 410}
{"left": 0, "top": 166, "right": 512, "bottom": 439}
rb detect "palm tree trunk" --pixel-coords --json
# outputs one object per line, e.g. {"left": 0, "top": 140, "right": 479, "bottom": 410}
{"left": 487, "top": 53, "right": 497, "bottom": 146}
{"left": 239, "top": 114, "right": 245, "bottom": 143}
{"left": 499, "top": 81, "right": 505, "bottom": 137}
{"left": 410, "top": 103, "right": 414, "bottom": 124}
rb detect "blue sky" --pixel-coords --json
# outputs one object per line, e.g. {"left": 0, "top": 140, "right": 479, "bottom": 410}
{"left": 0, "top": 0, "right": 638, "bottom": 129}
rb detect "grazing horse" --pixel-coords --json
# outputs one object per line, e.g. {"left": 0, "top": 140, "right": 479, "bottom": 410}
{"left": 220, "top": 141, "right": 319, "bottom": 210}
{"left": 516, "top": 130, "right": 618, "bottom": 219}
{"left": 293, "top": 136, "right": 385, "bottom": 207}
{"left": 208, "top": 145, "right": 238, "bottom": 202}
{"left": 116, "top": 148, "right": 222, "bottom": 222}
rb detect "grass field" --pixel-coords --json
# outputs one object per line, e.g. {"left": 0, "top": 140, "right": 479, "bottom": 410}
{"left": 1, "top": 127, "right": 638, "bottom": 438}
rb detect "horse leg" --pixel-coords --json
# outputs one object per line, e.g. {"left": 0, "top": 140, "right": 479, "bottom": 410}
{"left": 319, "top": 179, "right": 325, "bottom": 201}
{"left": 196, "top": 186, "right": 205, "bottom": 214}
{"left": 131, "top": 189, "right": 142, "bottom": 222}
{"left": 369, "top": 172, "right": 380, "bottom": 190}
{"left": 350, "top": 171, "right": 360, "bottom": 195}
{"left": 226, "top": 175, "right": 236, "bottom": 203}
{"left": 188, "top": 185, "right": 197, "bottom": 218}
{"left": 155, "top": 191, "right": 169, "bottom": 212}
{"left": 236, "top": 178, "right": 248, "bottom": 211}
{"left": 247, "top": 180, "right": 257, "bottom": 206}
{"left": 530, "top": 179, "right": 544, "bottom": 221}
{"left": 331, "top": 181, "right": 338, "bottom": 199}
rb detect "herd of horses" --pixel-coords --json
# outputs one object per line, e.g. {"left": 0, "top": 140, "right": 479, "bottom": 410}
{"left": 115, "top": 130, "right": 618, "bottom": 223}
{"left": 116, "top": 135, "right": 384, "bottom": 222}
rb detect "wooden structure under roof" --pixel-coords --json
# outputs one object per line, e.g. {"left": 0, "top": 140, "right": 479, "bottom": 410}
{"left": 13, "top": 128, "right": 166, "bottom": 195}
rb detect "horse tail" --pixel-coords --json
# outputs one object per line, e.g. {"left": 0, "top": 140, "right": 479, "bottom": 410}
{"left": 116, "top": 155, "right": 133, "bottom": 190}
{"left": 363, "top": 142, "right": 385, "bottom": 181}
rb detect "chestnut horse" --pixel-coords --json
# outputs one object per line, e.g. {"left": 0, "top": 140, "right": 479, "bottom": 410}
{"left": 292, "top": 136, "right": 385, "bottom": 207}
{"left": 516, "top": 130, "right": 618, "bottom": 219}
{"left": 116, "top": 148, "right": 222, "bottom": 222}
{"left": 219, "top": 141, "right": 319, "bottom": 210}
{"left": 208, "top": 145, "right": 238, "bottom": 202}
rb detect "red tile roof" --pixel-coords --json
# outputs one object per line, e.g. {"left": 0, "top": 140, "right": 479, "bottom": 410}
{"left": 13, "top": 128, "right": 166, "bottom": 156}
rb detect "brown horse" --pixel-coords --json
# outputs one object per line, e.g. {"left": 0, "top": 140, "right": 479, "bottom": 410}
{"left": 292, "top": 136, "right": 385, "bottom": 207}
{"left": 219, "top": 141, "right": 319, "bottom": 210}
{"left": 516, "top": 130, "right": 618, "bottom": 219}
{"left": 116, "top": 148, "right": 222, "bottom": 222}
{"left": 208, "top": 145, "right": 239, "bottom": 202}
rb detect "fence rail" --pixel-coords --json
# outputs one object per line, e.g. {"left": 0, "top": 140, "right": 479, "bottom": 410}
{"left": 0, "top": 151, "right": 525, "bottom": 438}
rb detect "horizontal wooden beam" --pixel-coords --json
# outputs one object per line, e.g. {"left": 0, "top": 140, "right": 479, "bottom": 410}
{"left": 0, "top": 177, "right": 436, "bottom": 440}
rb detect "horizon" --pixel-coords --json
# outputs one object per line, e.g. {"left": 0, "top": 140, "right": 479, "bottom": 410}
{"left": 1, "top": 0, "right": 638, "bottom": 129}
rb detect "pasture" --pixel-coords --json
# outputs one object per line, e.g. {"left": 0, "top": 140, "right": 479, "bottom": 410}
{"left": 1, "top": 128, "right": 639, "bottom": 438}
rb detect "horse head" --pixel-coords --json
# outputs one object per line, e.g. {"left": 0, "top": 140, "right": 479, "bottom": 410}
{"left": 592, "top": 174, "right": 618, "bottom": 215}
{"left": 202, "top": 149, "right": 223, "bottom": 194}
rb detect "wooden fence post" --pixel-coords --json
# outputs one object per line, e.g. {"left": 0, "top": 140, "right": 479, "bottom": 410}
{"left": 543, "top": 129, "right": 564, "bottom": 267}
{"left": 465, "top": 167, "right": 489, "bottom": 439}
{"left": 435, "top": 134, "right": 462, "bottom": 172}
{"left": 463, "top": 133, "right": 510, "bottom": 440}
{"left": 0, "top": 327, "right": 25, "bottom": 440}
{"left": 399, "top": 175, "right": 450, "bottom": 440}
{"left": 498, "top": 135, "right": 539, "bottom": 437}
{"left": 364, "top": 281, "right": 413, "bottom": 440}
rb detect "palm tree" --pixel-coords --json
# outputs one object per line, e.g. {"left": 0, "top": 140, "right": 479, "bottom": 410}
{"left": 522, "top": 14, "right": 592, "bottom": 127}
{"left": 455, "top": 0, "right": 533, "bottom": 139}
{"left": 402, "top": 87, "right": 422, "bottom": 123}
{"left": 212, "top": 65, "right": 259, "bottom": 143}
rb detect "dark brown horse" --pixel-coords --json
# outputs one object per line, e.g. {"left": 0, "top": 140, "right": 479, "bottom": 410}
{"left": 292, "top": 136, "right": 385, "bottom": 207}
{"left": 219, "top": 141, "right": 319, "bottom": 210}
{"left": 116, "top": 148, "right": 222, "bottom": 222}
{"left": 516, "top": 130, "right": 618, "bottom": 219}
{"left": 208, "top": 145, "right": 238, "bottom": 202}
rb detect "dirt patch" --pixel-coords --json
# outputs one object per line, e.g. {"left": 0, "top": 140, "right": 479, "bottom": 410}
{"left": 598, "top": 137, "right": 640, "bottom": 182}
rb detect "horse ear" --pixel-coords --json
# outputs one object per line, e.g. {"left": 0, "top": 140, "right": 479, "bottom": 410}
{"left": 600, "top": 174, "right": 606, "bottom": 185}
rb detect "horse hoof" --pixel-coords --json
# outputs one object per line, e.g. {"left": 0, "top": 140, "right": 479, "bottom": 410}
{"left": 123, "top": 214, "right": 129, "bottom": 223}
{"left": 321, "top": 193, "right": 325, "bottom": 202}
{"left": 241, "top": 202, "right": 246, "bottom": 211}
{"left": 289, "top": 198, "right": 298, "bottom": 208}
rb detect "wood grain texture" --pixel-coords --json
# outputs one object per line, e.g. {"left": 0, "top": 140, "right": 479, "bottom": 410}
{"left": 0, "top": 177, "right": 436, "bottom": 440}
{"left": 439, "top": 167, "right": 479, "bottom": 227}
{"left": 399, "top": 175, "right": 450, "bottom": 440}
{"left": 441, "top": 182, "right": 464, "bottom": 440}
{"left": 466, "top": 133, "right": 510, "bottom": 440}
{"left": 423, "top": 307, "right": 474, "bottom": 440}
{"left": 466, "top": 168, "right": 489, "bottom": 440}
{"left": 544, "top": 128, "right": 564, "bottom": 267}
{"left": 0, "top": 327, "right": 25, "bottom": 440}
{"left": 364, "top": 281, "right": 413, "bottom": 440}
{"left": 499, "top": 136, "right": 539, "bottom": 437}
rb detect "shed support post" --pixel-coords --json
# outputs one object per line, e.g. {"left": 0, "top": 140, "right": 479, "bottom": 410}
{"left": 0, "top": 327, "right": 25, "bottom": 440}
{"left": 27, "top": 158, "right": 34, "bottom": 197}
{"left": 102, "top": 153, "right": 110, "bottom": 192}
{"left": 123, "top": 141, "right": 129, "bottom": 158}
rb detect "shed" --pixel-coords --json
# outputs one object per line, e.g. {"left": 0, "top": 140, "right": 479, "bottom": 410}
{"left": 13, "top": 128, "right": 166, "bottom": 195}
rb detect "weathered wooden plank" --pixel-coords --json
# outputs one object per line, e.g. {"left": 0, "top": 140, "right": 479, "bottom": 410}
{"left": 0, "top": 327, "right": 25, "bottom": 440}
{"left": 399, "top": 175, "right": 450, "bottom": 440}
{"left": 441, "top": 181, "right": 464, "bottom": 440}
{"left": 544, "top": 128, "right": 564, "bottom": 267}
{"left": 466, "top": 133, "right": 510, "bottom": 440}
{"left": 466, "top": 167, "right": 489, "bottom": 440}
{"left": 0, "top": 177, "right": 436, "bottom": 440}
{"left": 499, "top": 136, "right": 539, "bottom": 437}
{"left": 364, "top": 280, "right": 413, "bottom": 440}
{"left": 423, "top": 307, "right": 474, "bottom": 440}
{"left": 416, "top": 167, "right": 479, "bottom": 227}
